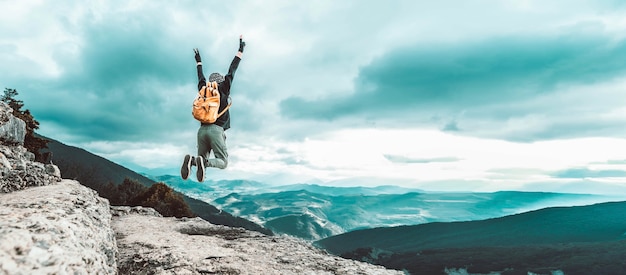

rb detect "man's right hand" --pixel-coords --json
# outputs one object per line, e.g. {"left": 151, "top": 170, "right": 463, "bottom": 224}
{"left": 239, "top": 35, "right": 245, "bottom": 53}
{"left": 194, "top": 48, "right": 202, "bottom": 63}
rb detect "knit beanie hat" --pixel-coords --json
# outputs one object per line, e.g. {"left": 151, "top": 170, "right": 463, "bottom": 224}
{"left": 209, "top": 73, "right": 225, "bottom": 83}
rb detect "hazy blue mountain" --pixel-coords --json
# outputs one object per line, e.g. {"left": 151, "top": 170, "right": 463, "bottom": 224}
{"left": 149, "top": 175, "right": 421, "bottom": 199}
{"left": 217, "top": 190, "right": 609, "bottom": 240}
{"left": 263, "top": 184, "right": 424, "bottom": 196}
{"left": 150, "top": 175, "right": 610, "bottom": 240}
{"left": 265, "top": 213, "right": 339, "bottom": 240}
{"left": 41, "top": 136, "right": 272, "bottom": 235}
{"left": 315, "top": 201, "right": 626, "bottom": 274}
{"left": 148, "top": 175, "right": 270, "bottom": 201}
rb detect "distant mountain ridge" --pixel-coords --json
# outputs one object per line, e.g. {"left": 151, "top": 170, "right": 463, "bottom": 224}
{"left": 148, "top": 175, "right": 424, "bottom": 198}
{"left": 315, "top": 200, "right": 626, "bottom": 274}
{"left": 317, "top": 200, "right": 626, "bottom": 253}
{"left": 152, "top": 174, "right": 611, "bottom": 241}
{"left": 40, "top": 135, "right": 272, "bottom": 235}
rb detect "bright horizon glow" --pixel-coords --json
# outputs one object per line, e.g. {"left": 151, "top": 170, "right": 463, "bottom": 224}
{"left": 82, "top": 127, "right": 626, "bottom": 195}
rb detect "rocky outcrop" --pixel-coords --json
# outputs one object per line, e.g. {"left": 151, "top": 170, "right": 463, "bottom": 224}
{"left": 0, "top": 100, "right": 110, "bottom": 274}
{"left": 0, "top": 144, "right": 61, "bottom": 193}
{"left": 0, "top": 102, "right": 26, "bottom": 146}
{"left": 0, "top": 102, "right": 61, "bottom": 193}
{"left": 113, "top": 213, "right": 403, "bottom": 275}
{"left": 0, "top": 180, "right": 117, "bottom": 274}
{"left": 0, "top": 180, "right": 403, "bottom": 275}
{"left": 110, "top": 205, "right": 163, "bottom": 217}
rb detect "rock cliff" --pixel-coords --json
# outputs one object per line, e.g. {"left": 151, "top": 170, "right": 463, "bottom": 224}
{"left": 0, "top": 180, "right": 117, "bottom": 274}
{"left": 0, "top": 101, "right": 60, "bottom": 193}
{"left": 0, "top": 101, "right": 403, "bottom": 274}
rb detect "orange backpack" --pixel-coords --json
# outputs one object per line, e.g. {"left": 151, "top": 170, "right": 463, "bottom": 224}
{"left": 192, "top": 81, "right": 231, "bottom": 123}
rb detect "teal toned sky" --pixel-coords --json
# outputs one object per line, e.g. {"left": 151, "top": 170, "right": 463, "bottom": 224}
{"left": 2, "top": 1, "right": 626, "bottom": 193}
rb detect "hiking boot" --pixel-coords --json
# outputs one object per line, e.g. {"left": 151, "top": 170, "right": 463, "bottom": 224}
{"left": 180, "top": 154, "right": 194, "bottom": 180}
{"left": 196, "top": 155, "right": 205, "bottom": 182}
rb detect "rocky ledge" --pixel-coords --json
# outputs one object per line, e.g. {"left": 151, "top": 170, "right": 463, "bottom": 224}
{"left": 0, "top": 180, "right": 117, "bottom": 274}
{"left": 113, "top": 214, "right": 402, "bottom": 275}
{"left": 1, "top": 180, "right": 403, "bottom": 275}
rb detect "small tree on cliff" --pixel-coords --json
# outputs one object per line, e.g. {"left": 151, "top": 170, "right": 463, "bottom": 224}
{"left": 114, "top": 178, "right": 148, "bottom": 205}
{"left": 1, "top": 88, "right": 49, "bottom": 161}
{"left": 131, "top": 182, "right": 195, "bottom": 218}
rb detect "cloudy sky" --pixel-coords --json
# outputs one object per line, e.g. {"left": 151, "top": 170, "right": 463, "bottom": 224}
{"left": 2, "top": 0, "right": 626, "bottom": 194}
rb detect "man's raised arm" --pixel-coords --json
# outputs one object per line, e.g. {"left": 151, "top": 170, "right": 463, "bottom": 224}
{"left": 194, "top": 48, "right": 206, "bottom": 91}
{"left": 223, "top": 35, "right": 246, "bottom": 94}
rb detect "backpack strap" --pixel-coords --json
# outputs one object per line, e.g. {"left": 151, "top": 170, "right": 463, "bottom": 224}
{"left": 216, "top": 97, "right": 232, "bottom": 118}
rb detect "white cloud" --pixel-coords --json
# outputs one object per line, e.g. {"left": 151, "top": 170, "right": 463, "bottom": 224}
{"left": 81, "top": 140, "right": 189, "bottom": 169}
{"left": 177, "top": 128, "right": 626, "bottom": 192}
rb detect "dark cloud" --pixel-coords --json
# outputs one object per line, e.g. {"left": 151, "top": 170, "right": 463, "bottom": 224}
{"left": 279, "top": 31, "right": 626, "bottom": 136}
{"left": 442, "top": 120, "right": 460, "bottom": 132}
{"left": 459, "top": 112, "right": 626, "bottom": 142}
{"left": 48, "top": 9, "right": 198, "bottom": 89}
{"left": 21, "top": 10, "right": 220, "bottom": 143}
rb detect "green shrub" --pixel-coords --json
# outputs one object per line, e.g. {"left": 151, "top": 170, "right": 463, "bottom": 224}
{"left": 131, "top": 182, "right": 195, "bottom": 218}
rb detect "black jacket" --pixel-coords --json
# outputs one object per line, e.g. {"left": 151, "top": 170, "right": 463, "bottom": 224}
{"left": 197, "top": 55, "right": 241, "bottom": 130}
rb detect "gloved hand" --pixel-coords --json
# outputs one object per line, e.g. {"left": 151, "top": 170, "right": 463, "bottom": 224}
{"left": 238, "top": 35, "right": 246, "bottom": 53}
{"left": 194, "top": 48, "right": 201, "bottom": 62}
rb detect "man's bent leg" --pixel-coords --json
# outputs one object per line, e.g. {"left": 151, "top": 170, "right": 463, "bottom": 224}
{"left": 197, "top": 125, "right": 212, "bottom": 160}
{"left": 205, "top": 125, "right": 228, "bottom": 169}
{"left": 196, "top": 125, "right": 214, "bottom": 181}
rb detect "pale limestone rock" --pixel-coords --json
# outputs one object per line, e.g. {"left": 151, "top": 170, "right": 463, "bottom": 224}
{"left": 44, "top": 163, "right": 61, "bottom": 178}
{"left": 113, "top": 214, "right": 403, "bottom": 275}
{"left": 0, "top": 103, "right": 61, "bottom": 193}
{"left": 22, "top": 151, "right": 35, "bottom": 162}
{"left": 0, "top": 102, "right": 26, "bottom": 145}
{"left": 0, "top": 152, "right": 10, "bottom": 169}
{"left": 0, "top": 153, "right": 10, "bottom": 179}
{"left": 0, "top": 180, "right": 117, "bottom": 274}
{"left": 0, "top": 144, "right": 61, "bottom": 193}
{"left": 110, "top": 205, "right": 162, "bottom": 217}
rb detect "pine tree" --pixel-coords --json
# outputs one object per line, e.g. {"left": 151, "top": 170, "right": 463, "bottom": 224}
{"left": 1, "top": 88, "right": 49, "bottom": 161}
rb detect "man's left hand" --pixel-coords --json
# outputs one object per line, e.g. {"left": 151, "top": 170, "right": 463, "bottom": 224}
{"left": 194, "top": 48, "right": 202, "bottom": 62}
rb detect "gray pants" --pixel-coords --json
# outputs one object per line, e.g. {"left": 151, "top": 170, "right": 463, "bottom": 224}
{"left": 197, "top": 124, "right": 228, "bottom": 169}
